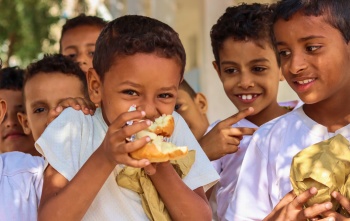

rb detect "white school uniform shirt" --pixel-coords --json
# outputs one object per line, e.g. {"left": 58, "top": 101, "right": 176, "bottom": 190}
{"left": 226, "top": 107, "right": 350, "bottom": 221}
{"left": 211, "top": 119, "right": 257, "bottom": 221}
{"left": 209, "top": 100, "right": 302, "bottom": 221}
{"left": 0, "top": 151, "right": 44, "bottom": 221}
{"left": 36, "top": 107, "right": 219, "bottom": 221}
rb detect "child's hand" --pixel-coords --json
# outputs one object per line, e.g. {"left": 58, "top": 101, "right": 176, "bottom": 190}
{"left": 101, "top": 110, "right": 152, "bottom": 168}
{"left": 199, "top": 107, "right": 256, "bottom": 161}
{"left": 47, "top": 97, "right": 96, "bottom": 124}
{"left": 321, "top": 191, "right": 350, "bottom": 221}
{"left": 264, "top": 187, "right": 333, "bottom": 221}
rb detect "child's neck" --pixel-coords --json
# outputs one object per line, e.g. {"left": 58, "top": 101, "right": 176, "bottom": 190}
{"left": 303, "top": 99, "right": 350, "bottom": 133}
{"left": 245, "top": 102, "right": 290, "bottom": 126}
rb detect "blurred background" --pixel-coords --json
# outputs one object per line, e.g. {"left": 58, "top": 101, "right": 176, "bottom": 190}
{"left": 0, "top": 0, "right": 298, "bottom": 122}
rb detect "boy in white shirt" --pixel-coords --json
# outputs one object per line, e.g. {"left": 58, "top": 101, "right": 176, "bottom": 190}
{"left": 0, "top": 54, "right": 94, "bottom": 221}
{"left": 206, "top": 3, "right": 301, "bottom": 220}
{"left": 36, "top": 15, "right": 219, "bottom": 221}
{"left": 229, "top": 0, "right": 350, "bottom": 220}
{"left": 0, "top": 99, "right": 44, "bottom": 221}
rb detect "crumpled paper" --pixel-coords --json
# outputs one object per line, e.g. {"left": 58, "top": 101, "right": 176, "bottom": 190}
{"left": 117, "top": 150, "right": 196, "bottom": 221}
{"left": 290, "top": 134, "right": 350, "bottom": 216}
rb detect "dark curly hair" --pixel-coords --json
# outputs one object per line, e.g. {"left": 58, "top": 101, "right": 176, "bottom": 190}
{"left": 93, "top": 15, "right": 186, "bottom": 80}
{"left": 25, "top": 54, "right": 88, "bottom": 97}
{"left": 210, "top": 3, "right": 278, "bottom": 68}
{"left": 60, "top": 13, "right": 107, "bottom": 52}
{"left": 273, "top": 0, "right": 350, "bottom": 43}
{"left": 0, "top": 67, "right": 25, "bottom": 91}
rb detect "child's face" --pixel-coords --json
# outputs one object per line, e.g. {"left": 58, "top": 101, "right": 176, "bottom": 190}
{"left": 89, "top": 53, "right": 182, "bottom": 124}
{"left": 21, "top": 73, "right": 86, "bottom": 141}
{"left": 214, "top": 38, "right": 281, "bottom": 114}
{"left": 61, "top": 25, "right": 102, "bottom": 73}
{"left": 274, "top": 12, "right": 350, "bottom": 104}
{"left": 175, "top": 89, "right": 208, "bottom": 140}
{"left": 0, "top": 89, "right": 35, "bottom": 153}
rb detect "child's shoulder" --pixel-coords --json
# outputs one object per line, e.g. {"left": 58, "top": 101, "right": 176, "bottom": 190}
{"left": 0, "top": 152, "right": 44, "bottom": 176}
{"left": 257, "top": 107, "right": 304, "bottom": 136}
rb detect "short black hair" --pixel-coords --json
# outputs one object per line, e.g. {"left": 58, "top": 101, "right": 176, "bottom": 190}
{"left": 60, "top": 13, "right": 107, "bottom": 52}
{"left": 210, "top": 3, "right": 278, "bottom": 67}
{"left": 0, "top": 66, "right": 25, "bottom": 91}
{"left": 273, "top": 0, "right": 350, "bottom": 43}
{"left": 25, "top": 54, "right": 88, "bottom": 97}
{"left": 179, "top": 79, "right": 196, "bottom": 99}
{"left": 93, "top": 15, "right": 186, "bottom": 81}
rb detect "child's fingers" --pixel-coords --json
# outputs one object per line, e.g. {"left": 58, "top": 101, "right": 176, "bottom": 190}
{"left": 222, "top": 107, "right": 255, "bottom": 127}
{"left": 228, "top": 127, "right": 256, "bottom": 137}
{"left": 293, "top": 188, "right": 333, "bottom": 220}
{"left": 108, "top": 110, "right": 147, "bottom": 133}
{"left": 292, "top": 187, "right": 318, "bottom": 209}
{"left": 331, "top": 191, "right": 350, "bottom": 215}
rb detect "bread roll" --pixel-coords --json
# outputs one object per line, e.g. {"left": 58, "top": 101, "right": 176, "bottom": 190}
{"left": 130, "top": 114, "right": 188, "bottom": 162}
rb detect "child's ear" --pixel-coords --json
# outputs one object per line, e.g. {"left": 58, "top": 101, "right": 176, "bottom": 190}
{"left": 278, "top": 68, "right": 285, "bottom": 81}
{"left": 212, "top": 61, "right": 221, "bottom": 77}
{"left": 17, "top": 112, "right": 31, "bottom": 135}
{"left": 194, "top": 92, "right": 208, "bottom": 114}
{"left": 87, "top": 68, "right": 102, "bottom": 104}
{"left": 0, "top": 99, "right": 7, "bottom": 124}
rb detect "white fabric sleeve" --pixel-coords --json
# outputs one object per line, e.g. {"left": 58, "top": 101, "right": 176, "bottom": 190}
{"left": 171, "top": 112, "right": 219, "bottom": 191}
{"left": 225, "top": 131, "right": 272, "bottom": 221}
{"left": 35, "top": 108, "right": 93, "bottom": 181}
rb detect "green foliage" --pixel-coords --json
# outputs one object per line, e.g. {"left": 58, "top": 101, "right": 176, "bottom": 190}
{"left": 0, "top": 0, "right": 62, "bottom": 67}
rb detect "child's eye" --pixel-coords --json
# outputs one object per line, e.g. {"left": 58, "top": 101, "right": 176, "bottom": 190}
{"left": 122, "top": 90, "right": 138, "bottom": 96}
{"left": 158, "top": 93, "right": 173, "bottom": 99}
{"left": 174, "top": 103, "right": 182, "bottom": 111}
{"left": 224, "top": 68, "right": 237, "bottom": 74}
{"left": 88, "top": 51, "right": 94, "bottom": 57}
{"left": 252, "top": 66, "right": 267, "bottom": 72}
{"left": 306, "top": 45, "right": 321, "bottom": 52}
{"left": 33, "top": 107, "right": 45, "bottom": 113}
{"left": 279, "top": 50, "right": 291, "bottom": 57}
{"left": 67, "top": 54, "right": 77, "bottom": 60}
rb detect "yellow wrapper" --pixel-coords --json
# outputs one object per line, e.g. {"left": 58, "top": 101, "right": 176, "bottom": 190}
{"left": 290, "top": 134, "right": 350, "bottom": 214}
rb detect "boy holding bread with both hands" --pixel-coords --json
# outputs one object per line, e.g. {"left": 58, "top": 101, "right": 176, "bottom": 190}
{"left": 36, "top": 15, "right": 219, "bottom": 221}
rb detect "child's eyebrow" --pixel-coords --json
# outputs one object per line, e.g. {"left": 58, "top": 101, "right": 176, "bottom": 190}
{"left": 248, "top": 58, "right": 270, "bottom": 65}
{"left": 220, "top": 61, "right": 239, "bottom": 66}
{"left": 63, "top": 45, "right": 78, "bottom": 50}
{"left": 30, "top": 100, "right": 47, "bottom": 108}
{"left": 276, "top": 35, "right": 325, "bottom": 46}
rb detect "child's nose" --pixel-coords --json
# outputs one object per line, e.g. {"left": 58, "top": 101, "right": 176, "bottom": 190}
{"left": 288, "top": 53, "right": 308, "bottom": 75}
{"left": 4, "top": 112, "right": 18, "bottom": 127}
{"left": 137, "top": 103, "right": 159, "bottom": 121}
{"left": 238, "top": 74, "right": 254, "bottom": 89}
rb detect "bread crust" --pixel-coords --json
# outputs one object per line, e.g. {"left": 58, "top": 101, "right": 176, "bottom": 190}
{"left": 130, "top": 115, "right": 188, "bottom": 162}
{"left": 130, "top": 143, "right": 188, "bottom": 162}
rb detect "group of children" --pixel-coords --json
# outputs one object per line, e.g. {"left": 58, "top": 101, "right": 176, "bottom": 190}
{"left": 0, "top": 0, "right": 350, "bottom": 220}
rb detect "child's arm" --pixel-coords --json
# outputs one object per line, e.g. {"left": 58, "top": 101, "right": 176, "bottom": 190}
{"left": 38, "top": 110, "right": 151, "bottom": 221}
{"left": 148, "top": 162, "right": 212, "bottom": 221}
{"left": 199, "top": 107, "right": 256, "bottom": 161}
{"left": 263, "top": 188, "right": 333, "bottom": 221}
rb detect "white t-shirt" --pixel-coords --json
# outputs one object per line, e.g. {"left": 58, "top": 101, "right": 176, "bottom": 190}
{"left": 211, "top": 119, "right": 257, "bottom": 221}
{"left": 0, "top": 151, "right": 44, "bottom": 221}
{"left": 210, "top": 100, "right": 302, "bottom": 221}
{"left": 226, "top": 107, "right": 350, "bottom": 221}
{"left": 36, "top": 107, "right": 219, "bottom": 221}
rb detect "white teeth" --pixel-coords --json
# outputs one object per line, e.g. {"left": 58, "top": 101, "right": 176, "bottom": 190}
{"left": 240, "top": 94, "right": 257, "bottom": 100}
{"left": 297, "top": 79, "right": 314, "bottom": 85}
